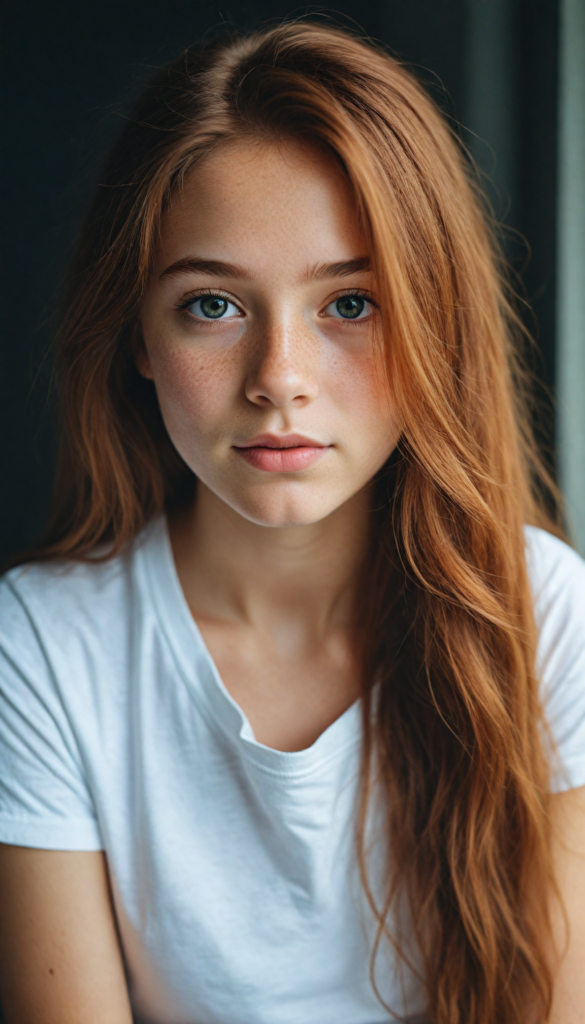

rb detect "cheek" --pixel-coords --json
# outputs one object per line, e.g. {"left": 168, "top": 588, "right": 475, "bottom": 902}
{"left": 327, "top": 342, "right": 396, "bottom": 436}
{"left": 148, "top": 344, "right": 237, "bottom": 443}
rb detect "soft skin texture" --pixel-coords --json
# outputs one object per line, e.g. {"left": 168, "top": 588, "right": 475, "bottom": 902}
{"left": 138, "top": 140, "right": 400, "bottom": 530}
{"left": 0, "top": 845, "right": 132, "bottom": 1024}
{"left": 138, "top": 140, "right": 401, "bottom": 753}
{"left": 2, "top": 141, "right": 584, "bottom": 1024}
{"left": 549, "top": 785, "right": 585, "bottom": 1022}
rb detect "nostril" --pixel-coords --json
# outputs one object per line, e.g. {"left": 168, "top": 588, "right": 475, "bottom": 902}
{"left": 244, "top": 358, "right": 318, "bottom": 408}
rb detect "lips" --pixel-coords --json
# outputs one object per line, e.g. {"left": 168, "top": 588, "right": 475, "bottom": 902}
{"left": 233, "top": 434, "right": 331, "bottom": 472}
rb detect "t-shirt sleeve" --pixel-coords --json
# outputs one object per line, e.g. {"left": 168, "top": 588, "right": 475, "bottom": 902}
{"left": 0, "top": 575, "right": 103, "bottom": 850}
{"left": 526, "top": 527, "right": 585, "bottom": 793}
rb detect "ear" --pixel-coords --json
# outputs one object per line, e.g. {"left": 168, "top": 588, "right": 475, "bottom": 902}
{"left": 130, "top": 324, "right": 154, "bottom": 381}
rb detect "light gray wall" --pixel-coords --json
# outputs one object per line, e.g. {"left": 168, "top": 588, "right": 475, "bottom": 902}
{"left": 466, "top": 0, "right": 516, "bottom": 216}
{"left": 558, "top": 0, "right": 585, "bottom": 551}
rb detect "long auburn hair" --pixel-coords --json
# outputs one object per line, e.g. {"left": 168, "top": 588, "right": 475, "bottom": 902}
{"left": 26, "top": 22, "right": 564, "bottom": 1024}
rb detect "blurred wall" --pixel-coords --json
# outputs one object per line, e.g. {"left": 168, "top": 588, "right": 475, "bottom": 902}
{"left": 557, "top": 0, "right": 585, "bottom": 550}
{"left": 0, "top": 0, "right": 561, "bottom": 565}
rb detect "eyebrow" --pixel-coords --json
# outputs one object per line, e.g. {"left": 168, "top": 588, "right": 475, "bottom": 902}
{"left": 160, "top": 257, "right": 248, "bottom": 280}
{"left": 305, "top": 257, "right": 371, "bottom": 281}
{"left": 159, "top": 255, "right": 371, "bottom": 282}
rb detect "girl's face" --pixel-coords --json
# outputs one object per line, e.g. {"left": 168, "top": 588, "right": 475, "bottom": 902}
{"left": 139, "top": 140, "right": 400, "bottom": 527}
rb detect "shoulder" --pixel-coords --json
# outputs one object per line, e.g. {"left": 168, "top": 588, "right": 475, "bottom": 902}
{"left": 0, "top": 519, "right": 164, "bottom": 646}
{"left": 0, "top": 518, "right": 167, "bottom": 717}
{"left": 0, "top": 529, "right": 168, "bottom": 853}
{"left": 0, "top": 557, "right": 124, "bottom": 684}
{"left": 0, "top": 520, "right": 169, "bottom": 801}
{"left": 525, "top": 525, "right": 585, "bottom": 613}
{"left": 524, "top": 525, "right": 585, "bottom": 671}
{"left": 524, "top": 527, "right": 585, "bottom": 792}
{"left": 524, "top": 524, "right": 585, "bottom": 669}
{"left": 3, "top": 547, "right": 130, "bottom": 623}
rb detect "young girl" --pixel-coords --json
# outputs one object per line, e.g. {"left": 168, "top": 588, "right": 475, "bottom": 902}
{"left": 0, "top": 22, "right": 584, "bottom": 1024}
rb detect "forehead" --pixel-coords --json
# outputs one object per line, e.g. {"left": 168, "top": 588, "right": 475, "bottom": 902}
{"left": 156, "top": 139, "right": 364, "bottom": 273}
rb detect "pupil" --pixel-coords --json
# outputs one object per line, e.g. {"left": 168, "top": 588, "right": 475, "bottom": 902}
{"left": 336, "top": 296, "right": 364, "bottom": 319}
{"left": 201, "top": 296, "right": 228, "bottom": 319}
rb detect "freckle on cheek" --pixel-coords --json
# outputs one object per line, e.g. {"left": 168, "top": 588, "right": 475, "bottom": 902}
{"left": 153, "top": 350, "right": 239, "bottom": 443}
{"left": 156, "top": 351, "right": 227, "bottom": 399}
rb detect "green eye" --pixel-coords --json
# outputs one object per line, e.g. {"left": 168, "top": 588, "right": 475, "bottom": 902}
{"left": 200, "top": 296, "right": 227, "bottom": 318}
{"left": 186, "top": 295, "right": 239, "bottom": 319}
{"left": 335, "top": 296, "right": 365, "bottom": 319}
{"left": 324, "top": 294, "right": 373, "bottom": 320}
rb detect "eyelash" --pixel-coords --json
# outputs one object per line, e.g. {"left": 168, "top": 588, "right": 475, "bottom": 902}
{"left": 175, "top": 287, "right": 379, "bottom": 320}
{"left": 176, "top": 288, "right": 240, "bottom": 314}
{"left": 323, "top": 288, "right": 378, "bottom": 320}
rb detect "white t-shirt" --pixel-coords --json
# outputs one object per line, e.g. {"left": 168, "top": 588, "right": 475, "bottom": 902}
{"left": 1, "top": 518, "right": 584, "bottom": 1024}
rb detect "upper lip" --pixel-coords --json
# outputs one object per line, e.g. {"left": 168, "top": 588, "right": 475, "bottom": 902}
{"left": 234, "top": 433, "right": 328, "bottom": 449}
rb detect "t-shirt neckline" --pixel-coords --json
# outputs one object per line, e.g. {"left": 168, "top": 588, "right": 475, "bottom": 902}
{"left": 139, "top": 515, "right": 362, "bottom": 777}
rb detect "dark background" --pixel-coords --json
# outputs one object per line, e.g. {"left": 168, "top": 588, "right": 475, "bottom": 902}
{"left": 0, "top": 0, "right": 559, "bottom": 566}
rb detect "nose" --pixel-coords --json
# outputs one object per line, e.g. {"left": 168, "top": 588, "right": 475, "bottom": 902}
{"left": 244, "top": 320, "right": 319, "bottom": 409}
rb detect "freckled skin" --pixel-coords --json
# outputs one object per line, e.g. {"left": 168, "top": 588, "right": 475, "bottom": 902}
{"left": 139, "top": 140, "right": 400, "bottom": 528}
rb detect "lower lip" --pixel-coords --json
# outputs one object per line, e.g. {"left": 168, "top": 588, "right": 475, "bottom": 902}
{"left": 234, "top": 445, "right": 329, "bottom": 472}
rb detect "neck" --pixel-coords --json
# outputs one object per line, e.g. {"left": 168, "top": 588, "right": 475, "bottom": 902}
{"left": 169, "top": 482, "right": 371, "bottom": 638}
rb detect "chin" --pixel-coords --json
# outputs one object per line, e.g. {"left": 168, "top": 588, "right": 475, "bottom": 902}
{"left": 229, "top": 485, "right": 346, "bottom": 529}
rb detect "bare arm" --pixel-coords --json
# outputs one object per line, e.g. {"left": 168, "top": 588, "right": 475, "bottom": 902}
{"left": 550, "top": 784, "right": 585, "bottom": 1023}
{"left": 0, "top": 845, "right": 132, "bottom": 1024}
